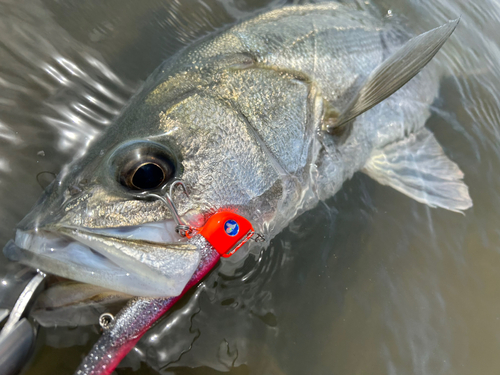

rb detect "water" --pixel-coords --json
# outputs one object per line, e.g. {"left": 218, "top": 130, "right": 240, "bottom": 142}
{"left": 1, "top": 0, "right": 499, "bottom": 374}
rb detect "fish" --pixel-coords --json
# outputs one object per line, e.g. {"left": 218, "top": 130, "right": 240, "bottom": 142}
{"left": 2, "top": 2, "right": 471, "bottom": 373}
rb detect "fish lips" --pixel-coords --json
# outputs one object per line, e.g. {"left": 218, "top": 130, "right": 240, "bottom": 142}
{"left": 5, "top": 221, "right": 200, "bottom": 298}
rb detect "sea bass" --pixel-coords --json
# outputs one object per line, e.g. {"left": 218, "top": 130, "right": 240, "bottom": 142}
{"left": 5, "top": 4, "right": 469, "bottom": 303}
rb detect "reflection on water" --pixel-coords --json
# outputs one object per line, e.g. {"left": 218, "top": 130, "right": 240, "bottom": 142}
{"left": 0, "top": 0, "right": 499, "bottom": 374}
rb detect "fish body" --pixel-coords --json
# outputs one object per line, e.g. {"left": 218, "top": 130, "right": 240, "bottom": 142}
{"left": 5, "top": 4, "right": 470, "bottom": 299}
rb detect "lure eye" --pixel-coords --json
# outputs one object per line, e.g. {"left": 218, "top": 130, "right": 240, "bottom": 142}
{"left": 113, "top": 142, "right": 177, "bottom": 191}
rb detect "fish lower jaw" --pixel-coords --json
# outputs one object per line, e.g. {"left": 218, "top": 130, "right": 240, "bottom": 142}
{"left": 7, "top": 220, "right": 196, "bottom": 298}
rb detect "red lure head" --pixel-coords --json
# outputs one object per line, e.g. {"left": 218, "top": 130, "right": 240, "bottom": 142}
{"left": 197, "top": 212, "right": 255, "bottom": 258}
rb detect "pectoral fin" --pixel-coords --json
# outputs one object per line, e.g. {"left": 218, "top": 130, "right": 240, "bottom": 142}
{"left": 363, "top": 128, "right": 472, "bottom": 212}
{"left": 326, "top": 19, "right": 459, "bottom": 132}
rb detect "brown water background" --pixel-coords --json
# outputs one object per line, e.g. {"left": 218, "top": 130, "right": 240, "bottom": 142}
{"left": 0, "top": 0, "right": 499, "bottom": 374}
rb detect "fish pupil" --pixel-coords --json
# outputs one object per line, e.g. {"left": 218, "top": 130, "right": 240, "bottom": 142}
{"left": 132, "top": 163, "right": 165, "bottom": 190}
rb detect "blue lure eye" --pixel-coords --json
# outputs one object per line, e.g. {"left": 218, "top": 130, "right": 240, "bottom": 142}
{"left": 224, "top": 220, "right": 239, "bottom": 236}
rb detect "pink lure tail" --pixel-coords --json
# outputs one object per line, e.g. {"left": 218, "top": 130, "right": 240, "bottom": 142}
{"left": 74, "top": 235, "right": 219, "bottom": 375}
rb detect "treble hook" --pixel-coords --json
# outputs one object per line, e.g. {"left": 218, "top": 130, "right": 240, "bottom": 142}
{"left": 134, "top": 180, "right": 193, "bottom": 237}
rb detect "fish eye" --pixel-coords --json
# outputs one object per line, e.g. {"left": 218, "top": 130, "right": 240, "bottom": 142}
{"left": 129, "top": 162, "right": 167, "bottom": 190}
{"left": 121, "top": 157, "right": 175, "bottom": 190}
{"left": 112, "top": 141, "right": 177, "bottom": 191}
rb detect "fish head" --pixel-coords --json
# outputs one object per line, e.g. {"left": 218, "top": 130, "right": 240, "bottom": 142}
{"left": 7, "top": 72, "right": 285, "bottom": 297}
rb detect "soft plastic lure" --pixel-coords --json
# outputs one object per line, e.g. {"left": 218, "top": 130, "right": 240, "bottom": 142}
{"left": 75, "top": 234, "right": 219, "bottom": 375}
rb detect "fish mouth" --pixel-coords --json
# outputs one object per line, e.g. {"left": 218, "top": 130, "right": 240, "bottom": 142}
{"left": 4, "top": 220, "right": 201, "bottom": 298}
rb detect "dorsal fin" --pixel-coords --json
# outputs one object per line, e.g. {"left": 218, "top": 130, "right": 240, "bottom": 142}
{"left": 326, "top": 19, "right": 459, "bottom": 133}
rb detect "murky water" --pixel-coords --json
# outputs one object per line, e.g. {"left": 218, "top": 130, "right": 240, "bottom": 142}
{"left": 1, "top": 0, "right": 499, "bottom": 374}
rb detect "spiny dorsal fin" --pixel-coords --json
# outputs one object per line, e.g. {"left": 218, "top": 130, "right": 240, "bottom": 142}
{"left": 327, "top": 19, "right": 459, "bottom": 133}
